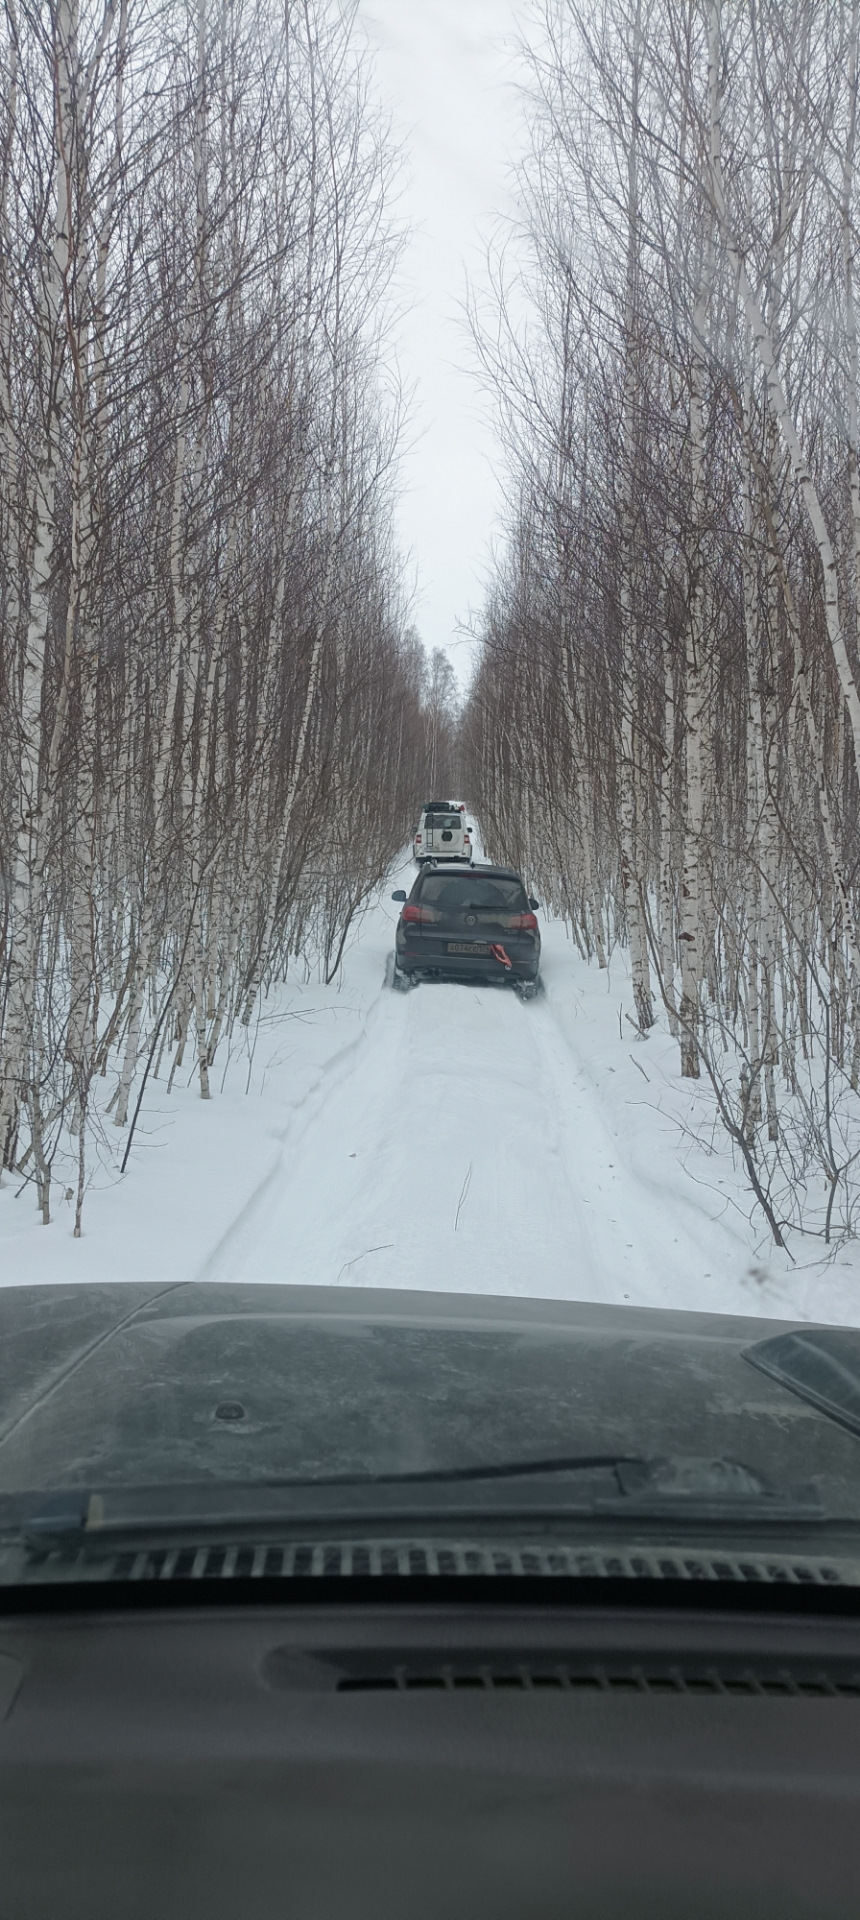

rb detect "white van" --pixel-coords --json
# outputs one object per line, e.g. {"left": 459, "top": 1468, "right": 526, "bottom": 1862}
{"left": 413, "top": 804, "right": 471, "bottom": 864}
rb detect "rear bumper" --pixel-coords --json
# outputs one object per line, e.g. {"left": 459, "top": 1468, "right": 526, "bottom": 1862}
{"left": 396, "top": 942, "right": 540, "bottom": 983}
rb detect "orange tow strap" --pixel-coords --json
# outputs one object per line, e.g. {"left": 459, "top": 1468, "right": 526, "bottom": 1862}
{"left": 490, "top": 943, "right": 513, "bottom": 970}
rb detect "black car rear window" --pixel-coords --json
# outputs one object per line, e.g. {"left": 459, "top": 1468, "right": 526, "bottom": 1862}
{"left": 419, "top": 874, "right": 528, "bottom": 909}
{"left": 424, "top": 814, "right": 462, "bottom": 831}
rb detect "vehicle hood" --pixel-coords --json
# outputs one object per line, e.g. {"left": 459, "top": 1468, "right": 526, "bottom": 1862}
{"left": 1, "top": 1283, "right": 860, "bottom": 1505}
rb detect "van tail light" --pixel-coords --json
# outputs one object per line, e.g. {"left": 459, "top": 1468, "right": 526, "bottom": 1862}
{"left": 506, "top": 912, "right": 538, "bottom": 932}
{"left": 415, "top": 833, "right": 422, "bottom": 843}
{"left": 402, "top": 903, "right": 437, "bottom": 925}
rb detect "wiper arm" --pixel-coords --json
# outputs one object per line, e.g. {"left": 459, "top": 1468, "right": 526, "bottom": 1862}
{"left": 229, "top": 1451, "right": 810, "bottom": 1500}
{"left": 0, "top": 1456, "right": 829, "bottom": 1547}
{"left": 275, "top": 1451, "right": 647, "bottom": 1488}
{"left": 280, "top": 1451, "right": 820, "bottom": 1516}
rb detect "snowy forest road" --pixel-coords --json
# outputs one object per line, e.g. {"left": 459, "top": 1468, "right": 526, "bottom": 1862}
{"left": 196, "top": 859, "right": 806, "bottom": 1314}
{"left": 6, "top": 855, "right": 859, "bottom": 1324}
{"left": 202, "top": 955, "right": 610, "bottom": 1298}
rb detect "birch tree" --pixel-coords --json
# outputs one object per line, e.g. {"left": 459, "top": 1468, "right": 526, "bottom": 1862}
{"left": 0, "top": 0, "right": 429, "bottom": 1225}
{"left": 464, "top": 0, "right": 860, "bottom": 1248}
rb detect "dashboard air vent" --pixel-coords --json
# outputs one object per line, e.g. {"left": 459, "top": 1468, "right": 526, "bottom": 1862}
{"left": 335, "top": 1661, "right": 860, "bottom": 1697}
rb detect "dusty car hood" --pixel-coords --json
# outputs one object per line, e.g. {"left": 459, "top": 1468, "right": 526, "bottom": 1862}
{"left": 0, "top": 1283, "right": 859, "bottom": 1508}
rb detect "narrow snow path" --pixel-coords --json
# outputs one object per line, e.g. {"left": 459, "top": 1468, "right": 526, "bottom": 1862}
{"left": 194, "top": 899, "right": 771, "bottom": 1307}
{"left": 195, "top": 861, "right": 860, "bottom": 1319}
{"left": 201, "top": 967, "right": 611, "bottom": 1297}
{"left": 5, "top": 851, "right": 860, "bottom": 1323}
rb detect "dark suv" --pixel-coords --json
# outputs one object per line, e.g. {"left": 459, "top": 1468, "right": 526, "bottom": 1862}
{"left": 391, "top": 864, "right": 541, "bottom": 996}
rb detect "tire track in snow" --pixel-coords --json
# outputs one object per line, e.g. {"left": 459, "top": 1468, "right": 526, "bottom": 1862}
{"left": 527, "top": 991, "right": 669, "bottom": 1304}
{"left": 196, "top": 979, "right": 406, "bottom": 1284}
{"left": 205, "top": 954, "right": 607, "bottom": 1298}
{"left": 197, "top": 867, "right": 752, "bottom": 1307}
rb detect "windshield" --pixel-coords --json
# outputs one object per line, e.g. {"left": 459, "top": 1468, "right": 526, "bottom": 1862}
{"left": 2, "top": 0, "right": 860, "bottom": 1589}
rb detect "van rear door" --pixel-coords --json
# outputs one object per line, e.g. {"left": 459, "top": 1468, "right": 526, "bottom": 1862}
{"left": 425, "top": 812, "right": 463, "bottom": 857}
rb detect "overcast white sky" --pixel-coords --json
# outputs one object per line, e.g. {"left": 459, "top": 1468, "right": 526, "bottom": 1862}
{"left": 356, "top": 0, "right": 526, "bottom": 691}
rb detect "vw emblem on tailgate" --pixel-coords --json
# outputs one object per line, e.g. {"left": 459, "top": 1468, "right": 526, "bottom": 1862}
{"left": 465, "top": 915, "right": 476, "bottom": 925}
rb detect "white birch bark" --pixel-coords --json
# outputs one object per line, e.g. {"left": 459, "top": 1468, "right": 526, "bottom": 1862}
{"left": 68, "top": 0, "right": 128, "bottom": 1130}
{"left": 115, "top": 1, "right": 207, "bottom": 1127}
{"left": 0, "top": 0, "right": 74, "bottom": 1185}
{"left": 240, "top": 553, "right": 330, "bottom": 1024}
{"left": 741, "top": 459, "right": 763, "bottom": 1127}
{"left": 658, "top": 630, "right": 677, "bottom": 1031}
{"left": 0, "top": 0, "right": 20, "bottom": 660}
{"left": 678, "top": 142, "right": 716, "bottom": 1076}
{"left": 708, "top": 0, "right": 860, "bottom": 807}
{"left": 618, "top": 0, "right": 653, "bottom": 1032}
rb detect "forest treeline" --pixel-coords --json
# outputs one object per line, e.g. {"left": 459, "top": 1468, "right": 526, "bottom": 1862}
{"left": 0, "top": 0, "right": 442, "bottom": 1227}
{"left": 463, "top": 0, "right": 860, "bottom": 1247}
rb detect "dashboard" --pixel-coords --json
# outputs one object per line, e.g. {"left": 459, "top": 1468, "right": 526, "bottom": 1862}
{"left": 1, "top": 1591, "right": 859, "bottom": 1918}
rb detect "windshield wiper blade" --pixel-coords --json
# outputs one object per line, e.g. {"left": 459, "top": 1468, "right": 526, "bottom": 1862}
{"left": 11, "top": 1453, "right": 782, "bottom": 1502}
{"left": 251, "top": 1451, "right": 809, "bottom": 1500}
{"left": 0, "top": 1456, "right": 829, "bottom": 1547}
{"left": 267, "top": 1452, "right": 649, "bottom": 1488}
{"left": 265, "top": 1451, "right": 821, "bottom": 1516}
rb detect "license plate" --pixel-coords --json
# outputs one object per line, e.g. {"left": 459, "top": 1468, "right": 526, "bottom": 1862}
{"left": 447, "top": 941, "right": 489, "bottom": 955}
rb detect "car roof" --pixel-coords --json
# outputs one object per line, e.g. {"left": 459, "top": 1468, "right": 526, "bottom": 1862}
{"left": 419, "top": 862, "right": 522, "bottom": 880}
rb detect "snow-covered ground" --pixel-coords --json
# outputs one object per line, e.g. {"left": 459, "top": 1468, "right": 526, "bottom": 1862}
{"left": 4, "top": 852, "right": 860, "bottom": 1325}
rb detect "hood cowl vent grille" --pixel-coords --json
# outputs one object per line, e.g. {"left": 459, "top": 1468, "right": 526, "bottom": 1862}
{"left": 336, "top": 1661, "right": 860, "bottom": 1697}
{"left": 33, "top": 1539, "right": 855, "bottom": 1586}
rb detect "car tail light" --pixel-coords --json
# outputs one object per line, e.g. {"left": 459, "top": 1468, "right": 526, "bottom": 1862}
{"left": 402, "top": 903, "right": 437, "bottom": 924}
{"left": 506, "top": 912, "right": 538, "bottom": 931}
{"left": 415, "top": 833, "right": 422, "bottom": 843}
